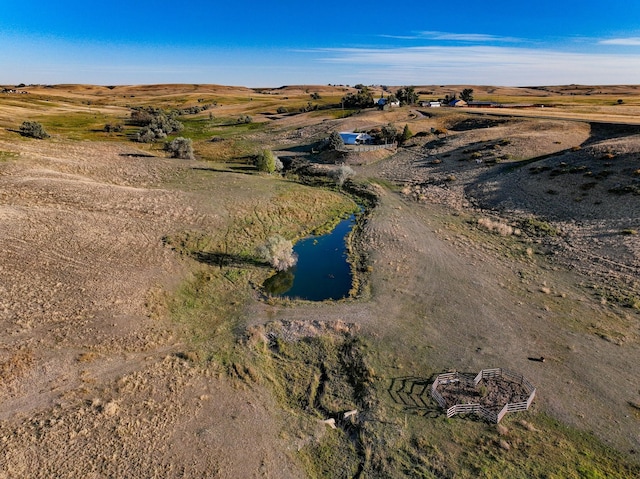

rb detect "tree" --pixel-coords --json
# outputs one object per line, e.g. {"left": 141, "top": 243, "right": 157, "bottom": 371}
{"left": 398, "top": 124, "right": 413, "bottom": 145}
{"left": 330, "top": 164, "right": 355, "bottom": 188}
{"left": 443, "top": 93, "right": 457, "bottom": 105}
{"left": 165, "top": 137, "right": 194, "bottom": 159}
{"left": 396, "top": 86, "right": 418, "bottom": 106}
{"left": 257, "top": 235, "right": 298, "bottom": 271}
{"left": 255, "top": 149, "right": 282, "bottom": 173}
{"left": 19, "top": 120, "right": 49, "bottom": 139}
{"left": 327, "top": 131, "right": 345, "bottom": 151}
{"left": 460, "top": 88, "right": 474, "bottom": 102}
{"left": 380, "top": 123, "right": 398, "bottom": 144}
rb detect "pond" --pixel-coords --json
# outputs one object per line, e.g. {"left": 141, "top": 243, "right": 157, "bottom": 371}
{"left": 263, "top": 213, "right": 356, "bottom": 301}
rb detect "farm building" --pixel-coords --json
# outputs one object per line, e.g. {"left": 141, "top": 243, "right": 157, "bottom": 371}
{"left": 467, "top": 101, "right": 500, "bottom": 108}
{"left": 449, "top": 99, "right": 467, "bottom": 107}
{"left": 377, "top": 98, "right": 401, "bottom": 109}
{"left": 421, "top": 101, "right": 441, "bottom": 107}
{"left": 339, "top": 132, "right": 373, "bottom": 145}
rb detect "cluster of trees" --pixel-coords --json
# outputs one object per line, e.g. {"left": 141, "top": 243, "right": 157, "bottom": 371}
{"left": 443, "top": 89, "right": 474, "bottom": 104}
{"left": 341, "top": 87, "right": 374, "bottom": 109}
{"left": 129, "top": 106, "right": 184, "bottom": 143}
{"left": 369, "top": 123, "right": 411, "bottom": 144}
{"left": 175, "top": 103, "right": 216, "bottom": 115}
{"left": 396, "top": 86, "right": 418, "bottom": 106}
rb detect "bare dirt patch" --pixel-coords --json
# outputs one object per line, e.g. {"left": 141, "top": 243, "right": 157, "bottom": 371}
{"left": 0, "top": 138, "right": 305, "bottom": 477}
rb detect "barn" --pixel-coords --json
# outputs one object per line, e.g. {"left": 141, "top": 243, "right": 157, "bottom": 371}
{"left": 339, "top": 132, "right": 373, "bottom": 145}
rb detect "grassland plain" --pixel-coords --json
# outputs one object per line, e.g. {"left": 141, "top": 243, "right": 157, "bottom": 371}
{"left": 0, "top": 83, "right": 639, "bottom": 478}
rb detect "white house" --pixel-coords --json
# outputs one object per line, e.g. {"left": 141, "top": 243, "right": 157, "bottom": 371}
{"left": 421, "top": 101, "right": 441, "bottom": 107}
{"left": 339, "top": 132, "right": 373, "bottom": 145}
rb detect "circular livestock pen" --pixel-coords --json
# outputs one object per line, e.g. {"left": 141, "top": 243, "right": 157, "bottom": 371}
{"left": 430, "top": 368, "right": 536, "bottom": 423}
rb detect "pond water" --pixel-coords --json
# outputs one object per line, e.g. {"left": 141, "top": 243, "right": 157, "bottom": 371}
{"left": 263, "top": 214, "right": 356, "bottom": 301}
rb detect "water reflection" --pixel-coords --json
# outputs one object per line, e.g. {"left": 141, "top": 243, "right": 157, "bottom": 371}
{"left": 264, "top": 214, "right": 355, "bottom": 301}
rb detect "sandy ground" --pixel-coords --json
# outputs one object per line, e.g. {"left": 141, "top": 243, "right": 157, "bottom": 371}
{"left": 0, "top": 106, "right": 639, "bottom": 476}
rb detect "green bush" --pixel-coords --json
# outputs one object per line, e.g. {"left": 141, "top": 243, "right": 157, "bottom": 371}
{"left": 19, "top": 121, "right": 49, "bottom": 139}
{"left": 398, "top": 124, "right": 413, "bottom": 145}
{"left": 255, "top": 149, "right": 282, "bottom": 173}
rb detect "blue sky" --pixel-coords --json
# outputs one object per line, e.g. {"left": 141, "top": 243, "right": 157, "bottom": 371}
{"left": 2, "top": 0, "right": 640, "bottom": 87}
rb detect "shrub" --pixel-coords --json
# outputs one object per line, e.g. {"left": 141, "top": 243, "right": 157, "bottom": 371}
{"left": 478, "top": 217, "right": 519, "bottom": 236}
{"left": 164, "top": 137, "right": 194, "bottom": 159}
{"left": 137, "top": 127, "right": 165, "bottom": 143}
{"left": 19, "top": 120, "right": 49, "bottom": 139}
{"left": 103, "top": 123, "right": 123, "bottom": 133}
{"left": 257, "top": 235, "right": 298, "bottom": 271}
{"left": 277, "top": 106, "right": 288, "bottom": 114}
{"left": 330, "top": 164, "right": 355, "bottom": 187}
{"left": 255, "top": 150, "right": 282, "bottom": 173}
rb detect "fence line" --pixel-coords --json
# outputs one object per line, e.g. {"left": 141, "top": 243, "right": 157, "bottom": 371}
{"left": 339, "top": 143, "right": 396, "bottom": 153}
{"left": 431, "top": 369, "right": 536, "bottom": 424}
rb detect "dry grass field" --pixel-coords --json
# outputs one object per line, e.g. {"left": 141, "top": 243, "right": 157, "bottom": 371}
{"left": 0, "top": 83, "right": 639, "bottom": 478}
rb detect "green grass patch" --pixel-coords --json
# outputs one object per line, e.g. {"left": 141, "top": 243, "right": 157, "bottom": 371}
{"left": 243, "top": 325, "right": 640, "bottom": 478}
{"left": 36, "top": 112, "right": 133, "bottom": 141}
{"left": 518, "top": 217, "right": 559, "bottom": 237}
{"left": 0, "top": 150, "right": 18, "bottom": 162}
{"left": 590, "top": 282, "right": 640, "bottom": 310}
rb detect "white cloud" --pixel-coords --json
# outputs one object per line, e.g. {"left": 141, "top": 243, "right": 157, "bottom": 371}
{"left": 418, "top": 31, "right": 522, "bottom": 43}
{"left": 599, "top": 37, "right": 640, "bottom": 46}
{"left": 314, "top": 45, "right": 640, "bottom": 85}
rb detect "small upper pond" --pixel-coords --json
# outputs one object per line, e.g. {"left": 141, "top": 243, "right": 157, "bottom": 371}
{"left": 263, "top": 213, "right": 356, "bottom": 301}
